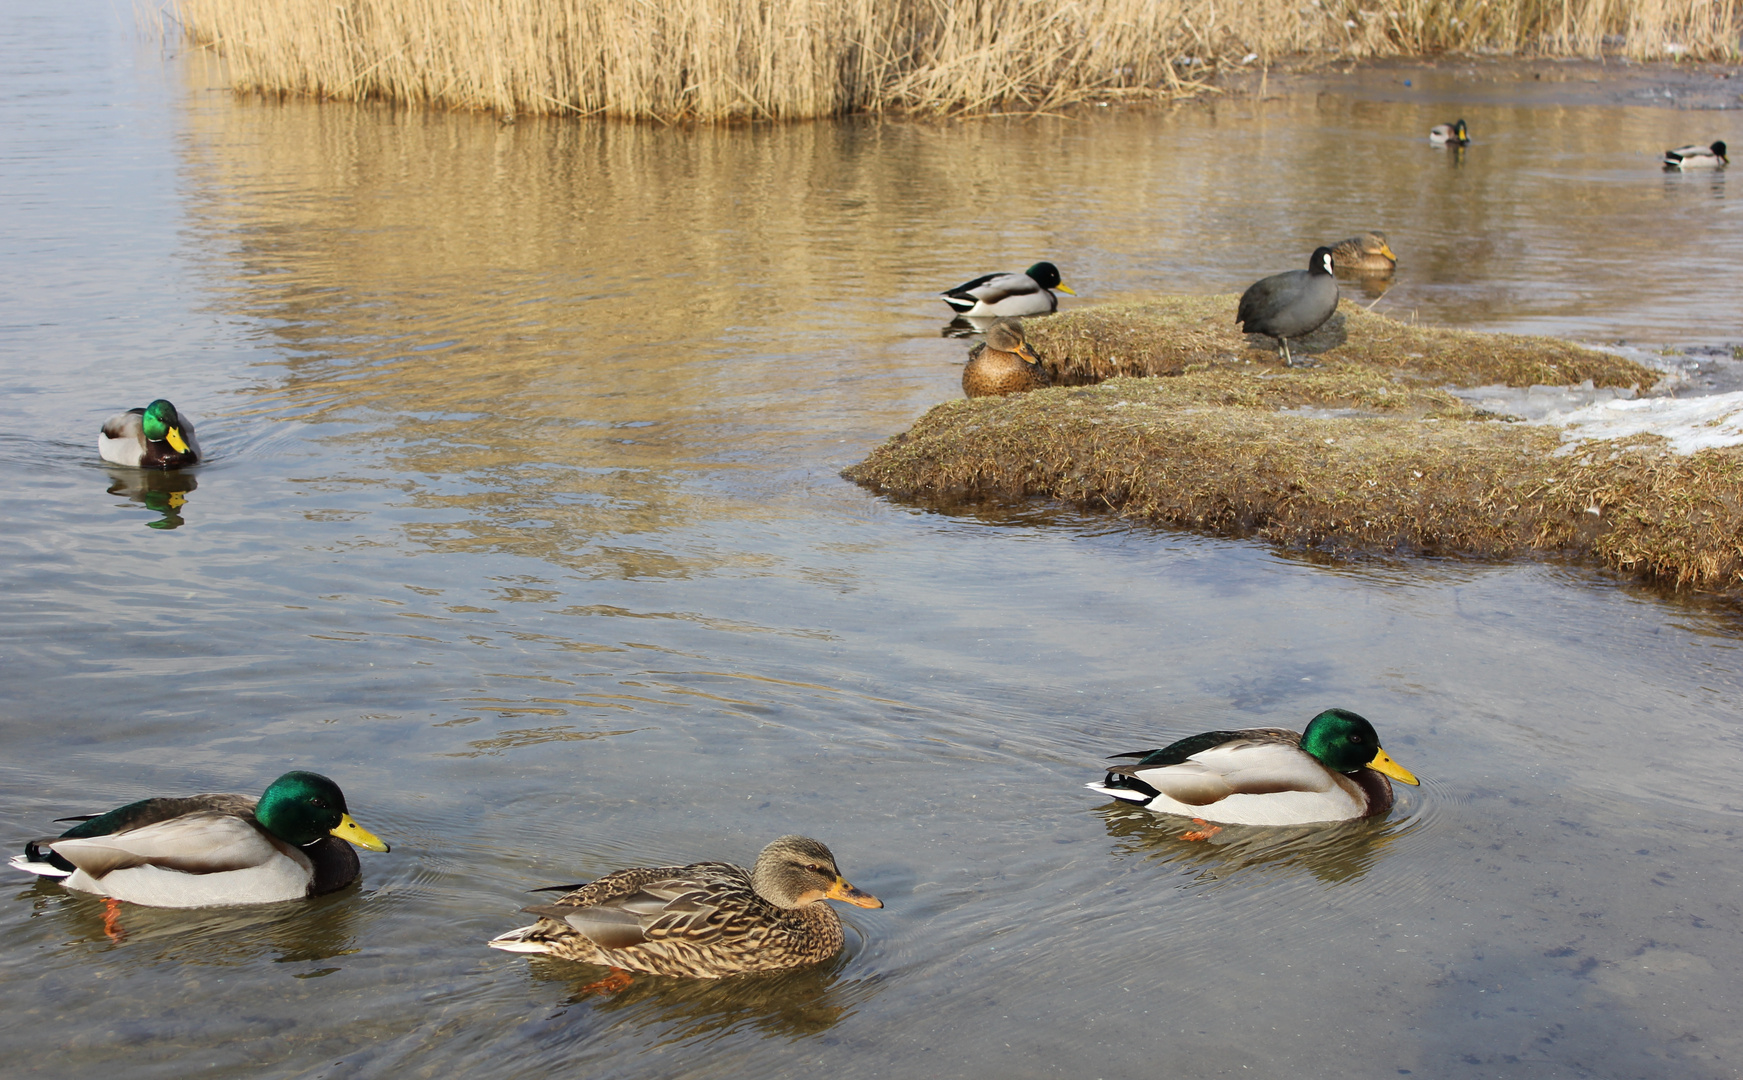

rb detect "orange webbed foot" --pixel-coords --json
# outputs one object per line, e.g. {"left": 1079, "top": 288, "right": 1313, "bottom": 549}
{"left": 101, "top": 897, "right": 127, "bottom": 942}
{"left": 576, "top": 967, "right": 633, "bottom": 996}
{"left": 1181, "top": 819, "right": 1222, "bottom": 842}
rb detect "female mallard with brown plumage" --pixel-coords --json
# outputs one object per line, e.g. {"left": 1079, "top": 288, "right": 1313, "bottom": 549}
{"left": 1329, "top": 232, "right": 1397, "bottom": 274}
{"left": 962, "top": 317, "right": 1050, "bottom": 398}
{"left": 488, "top": 835, "right": 882, "bottom": 980}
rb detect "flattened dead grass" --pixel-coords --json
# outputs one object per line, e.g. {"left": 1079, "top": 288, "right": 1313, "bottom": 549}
{"left": 849, "top": 302, "right": 1743, "bottom": 595}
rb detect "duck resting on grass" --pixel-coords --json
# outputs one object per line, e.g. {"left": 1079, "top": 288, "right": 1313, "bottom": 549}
{"left": 11, "top": 770, "right": 390, "bottom": 908}
{"left": 98, "top": 399, "right": 200, "bottom": 469}
{"left": 962, "top": 317, "right": 1050, "bottom": 398}
{"left": 941, "top": 261, "right": 1075, "bottom": 317}
{"left": 488, "top": 835, "right": 882, "bottom": 988}
{"left": 1088, "top": 708, "right": 1420, "bottom": 827}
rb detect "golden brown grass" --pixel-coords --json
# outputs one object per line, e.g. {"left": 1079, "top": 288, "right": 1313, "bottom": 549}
{"left": 168, "top": 0, "right": 1742, "bottom": 121}
{"left": 846, "top": 306, "right": 1743, "bottom": 596}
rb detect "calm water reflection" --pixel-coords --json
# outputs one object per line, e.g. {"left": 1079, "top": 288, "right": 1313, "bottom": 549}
{"left": 2, "top": 5, "right": 1742, "bottom": 1079}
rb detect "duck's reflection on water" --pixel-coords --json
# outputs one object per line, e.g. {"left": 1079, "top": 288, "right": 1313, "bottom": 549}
{"left": 526, "top": 951, "right": 879, "bottom": 1043}
{"left": 1096, "top": 801, "right": 1412, "bottom": 887}
{"left": 104, "top": 468, "right": 197, "bottom": 530}
{"left": 17, "top": 877, "right": 362, "bottom": 966}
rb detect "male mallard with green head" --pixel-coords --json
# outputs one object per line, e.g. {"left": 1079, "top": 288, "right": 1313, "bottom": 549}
{"left": 11, "top": 770, "right": 390, "bottom": 907}
{"left": 488, "top": 835, "right": 882, "bottom": 980}
{"left": 98, "top": 399, "right": 200, "bottom": 469}
{"left": 1089, "top": 708, "right": 1420, "bottom": 825}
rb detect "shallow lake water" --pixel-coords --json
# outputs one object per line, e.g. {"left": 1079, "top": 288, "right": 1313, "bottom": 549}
{"left": 3, "top": 6, "right": 1743, "bottom": 1078}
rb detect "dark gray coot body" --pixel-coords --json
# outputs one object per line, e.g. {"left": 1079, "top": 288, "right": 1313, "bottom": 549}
{"left": 1236, "top": 247, "right": 1339, "bottom": 365}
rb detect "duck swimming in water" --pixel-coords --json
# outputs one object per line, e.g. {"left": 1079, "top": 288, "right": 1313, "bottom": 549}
{"left": 98, "top": 399, "right": 200, "bottom": 469}
{"left": 1329, "top": 231, "right": 1396, "bottom": 274}
{"left": 1088, "top": 708, "right": 1420, "bottom": 826}
{"left": 11, "top": 770, "right": 390, "bottom": 907}
{"left": 941, "top": 261, "right": 1075, "bottom": 317}
{"left": 488, "top": 835, "right": 882, "bottom": 981}
{"left": 1429, "top": 119, "right": 1469, "bottom": 146}
{"left": 1662, "top": 141, "right": 1728, "bottom": 169}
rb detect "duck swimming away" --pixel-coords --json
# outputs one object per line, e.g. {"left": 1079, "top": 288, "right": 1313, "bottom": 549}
{"left": 488, "top": 835, "right": 881, "bottom": 983}
{"left": 1089, "top": 707, "right": 1421, "bottom": 826}
{"left": 941, "top": 261, "right": 1075, "bottom": 317}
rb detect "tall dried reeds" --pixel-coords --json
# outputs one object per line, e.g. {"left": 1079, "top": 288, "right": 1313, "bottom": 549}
{"left": 169, "top": 0, "right": 1741, "bottom": 121}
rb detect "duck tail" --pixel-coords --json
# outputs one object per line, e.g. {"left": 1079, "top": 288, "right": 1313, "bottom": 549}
{"left": 11, "top": 842, "right": 74, "bottom": 877}
{"left": 486, "top": 924, "right": 553, "bottom": 954}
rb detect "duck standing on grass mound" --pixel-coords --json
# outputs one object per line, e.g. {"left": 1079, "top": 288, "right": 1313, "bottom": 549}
{"left": 1330, "top": 231, "right": 1397, "bottom": 274}
{"left": 11, "top": 770, "right": 390, "bottom": 907}
{"left": 1662, "top": 141, "right": 1728, "bottom": 169}
{"left": 1088, "top": 708, "right": 1420, "bottom": 827}
{"left": 941, "top": 261, "right": 1075, "bottom": 317}
{"left": 488, "top": 835, "right": 882, "bottom": 985}
{"left": 99, "top": 399, "right": 199, "bottom": 469}
{"left": 962, "top": 317, "right": 1051, "bottom": 398}
{"left": 1430, "top": 119, "right": 1469, "bottom": 146}
{"left": 1237, "top": 247, "right": 1340, "bottom": 367}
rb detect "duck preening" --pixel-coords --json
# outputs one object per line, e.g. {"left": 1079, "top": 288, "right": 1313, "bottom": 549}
{"left": 1088, "top": 708, "right": 1420, "bottom": 826}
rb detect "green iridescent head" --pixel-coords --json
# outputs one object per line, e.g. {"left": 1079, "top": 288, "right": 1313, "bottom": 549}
{"left": 254, "top": 770, "right": 391, "bottom": 851}
{"left": 140, "top": 400, "right": 181, "bottom": 443}
{"left": 1298, "top": 708, "right": 1419, "bottom": 785}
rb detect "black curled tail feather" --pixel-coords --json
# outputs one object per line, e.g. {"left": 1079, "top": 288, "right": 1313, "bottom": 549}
{"left": 1100, "top": 771, "right": 1163, "bottom": 800}
{"left": 24, "top": 839, "right": 76, "bottom": 874}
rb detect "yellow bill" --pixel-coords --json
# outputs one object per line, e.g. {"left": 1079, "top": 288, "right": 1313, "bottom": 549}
{"left": 826, "top": 877, "right": 883, "bottom": 909}
{"left": 330, "top": 813, "right": 392, "bottom": 852}
{"left": 1055, "top": 284, "right": 1077, "bottom": 296}
{"left": 166, "top": 427, "right": 190, "bottom": 454}
{"left": 1367, "top": 747, "right": 1420, "bottom": 786}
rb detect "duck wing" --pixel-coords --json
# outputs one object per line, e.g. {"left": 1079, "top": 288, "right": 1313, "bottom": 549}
{"left": 522, "top": 861, "right": 750, "bottom": 948}
{"left": 47, "top": 810, "right": 287, "bottom": 878}
{"left": 942, "top": 271, "right": 1041, "bottom": 309}
{"left": 1104, "top": 729, "right": 1336, "bottom": 804}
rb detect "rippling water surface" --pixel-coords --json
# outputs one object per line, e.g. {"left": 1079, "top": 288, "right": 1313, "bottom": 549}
{"left": 3, "top": 7, "right": 1742, "bottom": 1078}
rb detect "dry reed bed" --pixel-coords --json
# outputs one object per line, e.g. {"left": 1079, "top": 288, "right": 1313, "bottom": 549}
{"left": 169, "top": 0, "right": 1742, "bottom": 120}
{"left": 846, "top": 303, "right": 1743, "bottom": 596}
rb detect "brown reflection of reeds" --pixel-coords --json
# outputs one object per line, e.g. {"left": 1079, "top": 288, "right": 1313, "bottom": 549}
{"left": 169, "top": 0, "right": 1741, "bottom": 122}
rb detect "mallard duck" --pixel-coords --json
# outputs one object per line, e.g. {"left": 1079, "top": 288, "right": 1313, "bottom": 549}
{"left": 1662, "top": 140, "right": 1728, "bottom": 169}
{"left": 98, "top": 399, "right": 200, "bottom": 469}
{"left": 488, "top": 835, "right": 882, "bottom": 980}
{"left": 1088, "top": 708, "right": 1420, "bottom": 826}
{"left": 1237, "top": 247, "right": 1339, "bottom": 366}
{"left": 942, "top": 261, "right": 1076, "bottom": 317}
{"left": 1329, "top": 231, "right": 1397, "bottom": 273}
{"left": 10, "top": 771, "right": 390, "bottom": 907}
{"left": 962, "top": 317, "right": 1051, "bottom": 398}
{"left": 1429, "top": 119, "right": 1469, "bottom": 146}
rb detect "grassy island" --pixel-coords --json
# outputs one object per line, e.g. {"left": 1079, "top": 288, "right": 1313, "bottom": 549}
{"left": 846, "top": 299, "right": 1743, "bottom": 597}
